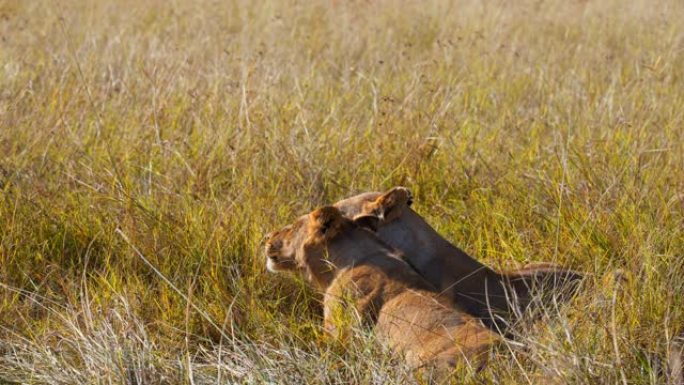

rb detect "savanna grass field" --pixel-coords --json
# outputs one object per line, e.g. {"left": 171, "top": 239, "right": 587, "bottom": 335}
{"left": 1, "top": 0, "right": 684, "bottom": 383}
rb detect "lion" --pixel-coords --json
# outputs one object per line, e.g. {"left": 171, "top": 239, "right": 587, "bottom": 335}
{"left": 334, "top": 187, "right": 584, "bottom": 333}
{"left": 264, "top": 205, "right": 499, "bottom": 371}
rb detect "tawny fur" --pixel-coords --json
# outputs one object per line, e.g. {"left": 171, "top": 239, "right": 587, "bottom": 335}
{"left": 264, "top": 206, "right": 498, "bottom": 371}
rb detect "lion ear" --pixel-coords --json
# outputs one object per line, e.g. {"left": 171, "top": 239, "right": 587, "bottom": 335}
{"left": 310, "top": 206, "right": 343, "bottom": 236}
{"left": 366, "top": 186, "right": 413, "bottom": 222}
{"left": 379, "top": 186, "right": 413, "bottom": 207}
{"left": 353, "top": 215, "right": 379, "bottom": 232}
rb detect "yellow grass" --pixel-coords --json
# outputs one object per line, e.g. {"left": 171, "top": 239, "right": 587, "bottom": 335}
{"left": 1, "top": 0, "right": 683, "bottom": 383}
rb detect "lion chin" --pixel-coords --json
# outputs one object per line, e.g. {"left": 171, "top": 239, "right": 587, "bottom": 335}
{"left": 265, "top": 258, "right": 278, "bottom": 273}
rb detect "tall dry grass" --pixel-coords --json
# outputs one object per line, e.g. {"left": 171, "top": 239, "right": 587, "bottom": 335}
{"left": 1, "top": 0, "right": 683, "bottom": 383}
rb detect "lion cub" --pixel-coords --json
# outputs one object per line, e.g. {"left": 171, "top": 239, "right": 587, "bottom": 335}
{"left": 264, "top": 206, "right": 498, "bottom": 371}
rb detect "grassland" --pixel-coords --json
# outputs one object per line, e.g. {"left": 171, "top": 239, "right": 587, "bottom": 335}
{"left": 1, "top": 0, "right": 683, "bottom": 383}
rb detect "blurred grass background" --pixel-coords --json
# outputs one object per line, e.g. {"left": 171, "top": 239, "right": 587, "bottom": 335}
{"left": 1, "top": 0, "right": 683, "bottom": 383}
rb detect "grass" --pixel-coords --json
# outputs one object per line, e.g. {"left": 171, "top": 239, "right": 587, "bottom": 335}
{"left": 1, "top": 0, "right": 683, "bottom": 383}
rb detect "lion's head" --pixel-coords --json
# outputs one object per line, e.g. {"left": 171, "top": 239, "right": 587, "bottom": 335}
{"left": 264, "top": 206, "right": 380, "bottom": 289}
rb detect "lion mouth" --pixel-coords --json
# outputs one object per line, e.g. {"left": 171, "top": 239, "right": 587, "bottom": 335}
{"left": 266, "top": 255, "right": 294, "bottom": 273}
{"left": 266, "top": 257, "right": 279, "bottom": 273}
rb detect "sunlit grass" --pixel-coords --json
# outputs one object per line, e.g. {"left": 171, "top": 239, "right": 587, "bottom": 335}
{"left": 1, "top": 0, "right": 683, "bottom": 383}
